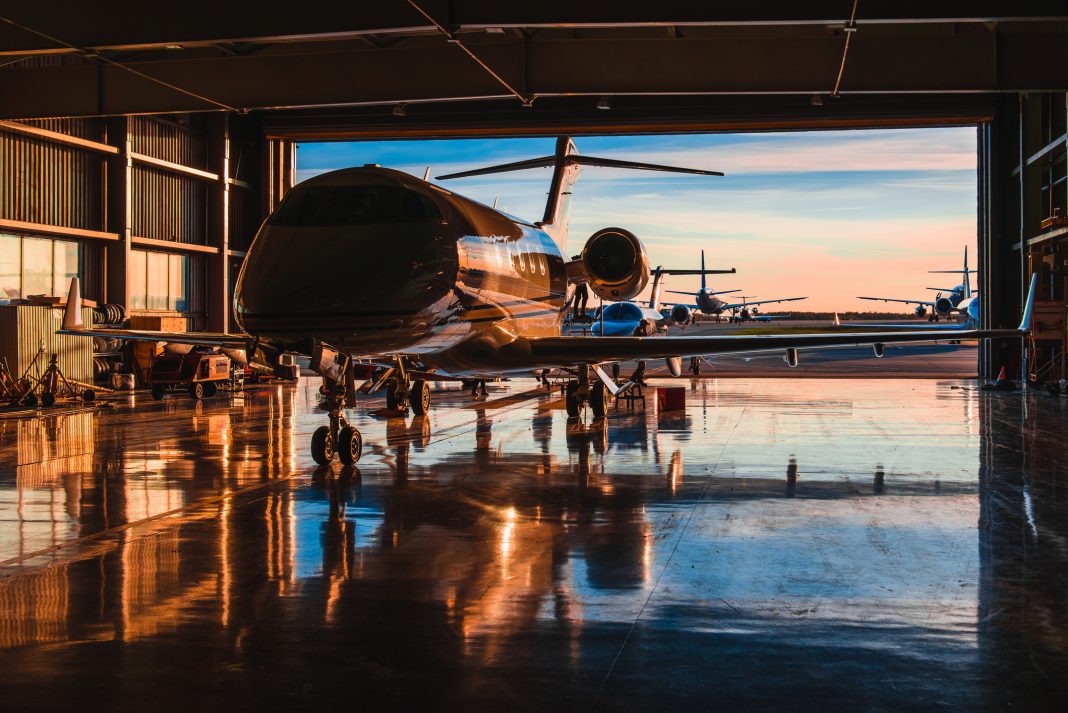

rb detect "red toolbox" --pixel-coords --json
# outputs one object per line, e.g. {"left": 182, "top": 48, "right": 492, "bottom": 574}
{"left": 656, "top": 386, "right": 686, "bottom": 412}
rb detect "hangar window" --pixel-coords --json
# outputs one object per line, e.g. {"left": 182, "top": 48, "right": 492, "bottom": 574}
{"left": 129, "top": 249, "right": 188, "bottom": 312}
{"left": 269, "top": 185, "right": 441, "bottom": 226}
{"left": 0, "top": 233, "right": 81, "bottom": 300}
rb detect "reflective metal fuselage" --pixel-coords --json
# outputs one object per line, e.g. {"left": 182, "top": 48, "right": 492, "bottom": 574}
{"left": 695, "top": 289, "right": 727, "bottom": 315}
{"left": 234, "top": 167, "right": 568, "bottom": 375}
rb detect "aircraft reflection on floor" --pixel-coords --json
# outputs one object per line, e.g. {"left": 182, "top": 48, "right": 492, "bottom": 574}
{"left": 0, "top": 380, "right": 1066, "bottom": 710}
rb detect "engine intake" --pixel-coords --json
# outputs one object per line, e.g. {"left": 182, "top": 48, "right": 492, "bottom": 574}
{"left": 670, "top": 305, "right": 693, "bottom": 326}
{"left": 574, "top": 227, "right": 650, "bottom": 301}
{"left": 935, "top": 296, "right": 953, "bottom": 315}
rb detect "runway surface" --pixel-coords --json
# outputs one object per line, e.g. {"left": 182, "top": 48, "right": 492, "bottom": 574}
{"left": 1, "top": 377, "right": 1066, "bottom": 711}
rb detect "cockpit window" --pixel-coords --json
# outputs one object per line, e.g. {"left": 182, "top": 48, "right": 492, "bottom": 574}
{"left": 269, "top": 185, "right": 442, "bottom": 226}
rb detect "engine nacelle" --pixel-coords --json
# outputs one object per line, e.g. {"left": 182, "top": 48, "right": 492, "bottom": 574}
{"left": 571, "top": 227, "right": 650, "bottom": 301}
{"left": 935, "top": 296, "right": 954, "bottom": 315}
{"left": 670, "top": 305, "right": 693, "bottom": 326}
{"left": 784, "top": 348, "right": 799, "bottom": 368}
{"left": 914, "top": 304, "right": 928, "bottom": 317}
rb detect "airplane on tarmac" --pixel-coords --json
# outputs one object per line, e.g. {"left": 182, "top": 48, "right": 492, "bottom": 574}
{"left": 857, "top": 246, "right": 976, "bottom": 321}
{"left": 661, "top": 250, "right": 807, "bottom": 325}
{"left": 58, "top": 137, "right": 1036, "bottom": 467}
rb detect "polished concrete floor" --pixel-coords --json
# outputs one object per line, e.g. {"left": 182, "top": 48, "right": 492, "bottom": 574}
{"left": 1, "top": 377, "right": 1066, "bottom": 711}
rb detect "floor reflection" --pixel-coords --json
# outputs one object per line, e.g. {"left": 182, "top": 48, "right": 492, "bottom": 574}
{"left": 0, "top": 379, "right": 1065, "bottom": 710}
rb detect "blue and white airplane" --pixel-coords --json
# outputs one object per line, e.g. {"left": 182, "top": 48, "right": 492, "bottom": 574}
{"left": 590, "top": 267, "right": 673, "bottom": 337}
{"left": 661, "top": 250, "right": 807, "bottom": 325}
{"left": 857, "top": 246, "right": 976, "bottom": 321}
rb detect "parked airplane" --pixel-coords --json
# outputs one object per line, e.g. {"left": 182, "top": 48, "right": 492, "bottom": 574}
{"left": 59, "top": 138, "right": 1035, "bottom": 467}
{"left": 662, "top": 251, "right": 807, "bottom": 325}
{"left": 857, "top": 246, "right": 976, "bottom": 321}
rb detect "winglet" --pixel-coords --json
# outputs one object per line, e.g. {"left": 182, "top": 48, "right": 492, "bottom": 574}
{"left": 62, "top": 277, "right": 84, "bottom": 331}
{"left": 1018, "top": 273, "right": 1037, "bottom": 333}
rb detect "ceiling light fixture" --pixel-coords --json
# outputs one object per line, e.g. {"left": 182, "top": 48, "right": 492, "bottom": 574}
{"left": 810, "top": 94, "right": 824, "bottom": 107}
{"left": 392, "top": 104, "right": 407, "bottom": 117}
{"left": 596, "top": 97, "right": 611, "bottom": 110}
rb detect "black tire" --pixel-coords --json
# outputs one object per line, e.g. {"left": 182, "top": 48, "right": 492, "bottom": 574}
{"left": 311, "top": 426, "right": 334, "bottom": 465}
{"left": 189, "top": 382, "right": 205, "bottom": 400}
{"left": 41, "top": 392, "right": 56, "bottom": 407}
{"left": 337, "top": 426, "right": 363, "bottom": 465}
{"left": 590, "top": 381, "right": 608, "bottom": 418}
{"left": 203, "top": 381, "right": 218, "bottom": 398}
{"left": 691, "top": 357, "right": 701, "bottom": 376}
{"left": 385, "top": 379, "right": 399, "bottom": 409}
{"left": 81, "top": 389, "right": 96, "bottom": 402}
{"left": 23, "top": 393, "right": 38, "bottom": 407}
{"left": 411, "top": 380, "right": 430, "bottom": 416}
{"left": 151, "top": 384, "right": 166, "bottom": 400}
{"left": 565, "top": 380, "right": 581, "bottom": 417}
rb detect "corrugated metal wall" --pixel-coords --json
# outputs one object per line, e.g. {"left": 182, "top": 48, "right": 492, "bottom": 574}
{"left": 0, "top": 129, "right": 104, "bottom": 230}
{"left": 130, "top": 115, "right": 206, "bottom": 168}
{"left": 131, "top": 166, "right": 207, "bottom": 244}
{"left": 0, "top": 305, "right": 94, "bottom": 383}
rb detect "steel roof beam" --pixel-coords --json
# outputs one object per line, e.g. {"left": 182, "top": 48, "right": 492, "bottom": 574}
{"left": 1, "top": 33, "right": 1067, "bottom": 119}
{"left": 1, "top": 1, "right": 1066, "bottom": 55}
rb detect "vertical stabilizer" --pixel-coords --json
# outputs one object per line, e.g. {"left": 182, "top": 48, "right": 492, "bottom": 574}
{"left": 649, "top": 266, "right": 665, "bottom": 310}
{"left": 964, "top": 245, "right": 971, "bottom": 298}
{"left": 540, "top": 137, "right": 580, "bottom": 253}
{"left": 700, "top": 250, "right": 707, "bottom": 291}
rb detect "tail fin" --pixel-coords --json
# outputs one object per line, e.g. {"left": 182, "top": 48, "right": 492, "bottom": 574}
{"left": 700, "top": 250, "right": 707, "bottom": 290}
{"left": 649, "top": 266, "right": 665, "bottom": 310}
{"left": 437, "top": 136, "right": 723, "bottom": 254}
{"left": 964, "top": 245, "right": 971, "bottom": 298}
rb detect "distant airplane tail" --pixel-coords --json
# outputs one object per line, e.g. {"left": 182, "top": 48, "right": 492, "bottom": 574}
{"left": 929, "top": 246, "right": 976, "bottom": 298}
{"left": 437, "top": 136, "right": 723, "bottom": 254}
{"left": 649, "top": 266, "right": 666, "bottom": 311}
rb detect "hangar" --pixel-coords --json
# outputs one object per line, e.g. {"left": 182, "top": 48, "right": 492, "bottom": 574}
{"left": 1, "top": 4, "right": 1067, "bottom": 711}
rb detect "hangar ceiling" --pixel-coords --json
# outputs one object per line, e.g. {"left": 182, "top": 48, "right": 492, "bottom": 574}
{"left": 2, "top": 2, "right": 1068, "bottom": 137}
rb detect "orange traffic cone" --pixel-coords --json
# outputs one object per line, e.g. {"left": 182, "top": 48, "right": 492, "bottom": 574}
{"left": 996, "top": 366, "right": 1007, "bottom": 381}
{"left": 984, "top": 365, "right": 1017, "bottom": 391}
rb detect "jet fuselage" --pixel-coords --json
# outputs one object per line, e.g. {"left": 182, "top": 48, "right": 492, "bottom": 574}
{"left": 234, "top": 167, "right": 570, "bottom": 374}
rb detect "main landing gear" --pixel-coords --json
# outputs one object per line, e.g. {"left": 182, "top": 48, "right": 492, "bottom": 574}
{"left": 563, "top": 364, "right": 609, "bottom": 419}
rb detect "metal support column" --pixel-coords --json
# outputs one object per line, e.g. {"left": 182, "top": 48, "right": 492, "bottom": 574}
{"left": 105, "top": 117, "right": 132, "bottom": 309}
{"left": 207, "top": 113, "right": 231, "bottom": 333}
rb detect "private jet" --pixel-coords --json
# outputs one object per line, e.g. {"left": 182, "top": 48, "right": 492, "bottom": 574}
{"left": 59, "top": 138, "right": 1034, "bottom": 467}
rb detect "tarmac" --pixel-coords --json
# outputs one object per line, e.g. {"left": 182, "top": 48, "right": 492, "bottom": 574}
{"left": 1, "top": 368, "right": 1066, "bottom": 711}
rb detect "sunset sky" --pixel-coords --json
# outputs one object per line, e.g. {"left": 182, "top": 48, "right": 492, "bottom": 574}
{"left": 296, "top": 128, "right": 977, "bottom": 312}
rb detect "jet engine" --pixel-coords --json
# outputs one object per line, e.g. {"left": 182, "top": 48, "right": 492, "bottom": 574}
{"left": 670, "top": 305, "right": 693, "bottom": 326}
{"left": 914, "top": 304, "right": 928, "bottom": 318}
{"left": 935, "top": 295, "right": 954, "bottom": 315}
{"left": 569, "top": 227, "right": 650, "bottom": 301}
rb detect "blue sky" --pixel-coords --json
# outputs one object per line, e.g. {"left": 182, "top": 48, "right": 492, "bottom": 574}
{"left": 296, "top": 128, "right": 977, "bottom": 311}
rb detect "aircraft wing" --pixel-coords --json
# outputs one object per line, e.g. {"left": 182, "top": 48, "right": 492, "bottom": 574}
{"left": 57, "top": 278, "right": 250, "bottom": 348}
{"left": 520, "top": 325, "right": 1018, "bottom": 367}
{"left": 857, "top": 296, "right": 936, "bottom": 307}
{"left": 512, "top": 276, "right": 1035, "bottom": 368}
{"left": 723, "top": 296, "right": 807, "bottom": 310}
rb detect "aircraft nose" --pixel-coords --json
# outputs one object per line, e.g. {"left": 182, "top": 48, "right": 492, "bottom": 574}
{"left": 234, "top": 225, "right": 456, "bottom": 338}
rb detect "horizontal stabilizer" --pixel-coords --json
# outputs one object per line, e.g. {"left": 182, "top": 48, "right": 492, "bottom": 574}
{"left": 658, "top": 267, "right": 736, "bottom": 276}
{"left": 928, "top": 269, "right": 977, "bottom": 274}
{"left": 438, "top": 154, "right": 723, "bottom": 181}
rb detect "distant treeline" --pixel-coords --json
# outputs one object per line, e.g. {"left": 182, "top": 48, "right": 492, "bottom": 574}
{"left": 720, "top": 311, "right": 915, "bottom": 320}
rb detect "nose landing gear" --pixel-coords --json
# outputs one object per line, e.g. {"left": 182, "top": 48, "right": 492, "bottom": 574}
{"left": 312, "top": 366, "right": 363, "bottom": 466}
{"left": 564, "top": 364, "right": 608, "bottom": 418}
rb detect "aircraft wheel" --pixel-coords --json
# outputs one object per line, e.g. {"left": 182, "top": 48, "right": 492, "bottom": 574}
{"left": 81, "top": 389, "right": 96, "bottom": 402}
{"left": 590, "top": 381, "right": 608, "bottom": 418}
{"left": 337, "top": 426, "right": 362, "bottom": 465}
{"left": 41, "top": 392, "right": 56, "bottom": 407}
{"left": 565, "top": 381, "right": 581, "bottom": 417}
{"left": 23, "top": 393, "right": 38, "bottom": 407}
{"left": 691, "top": 357, "right": 701, "bottom": 376}
{"left": 411, "top": 380, "right": 430, "bottom": 416}
{"left": 151, "top": 384, "right": 166, "bottom": 400}
{"left": 311, "top": 426, "right": 335, "bottom": 465}
{"left": 203, "top": 381, "right": 218, "bottom": 398}
{"left": 189, "top": 382, "right": 205, "bottom": 400}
